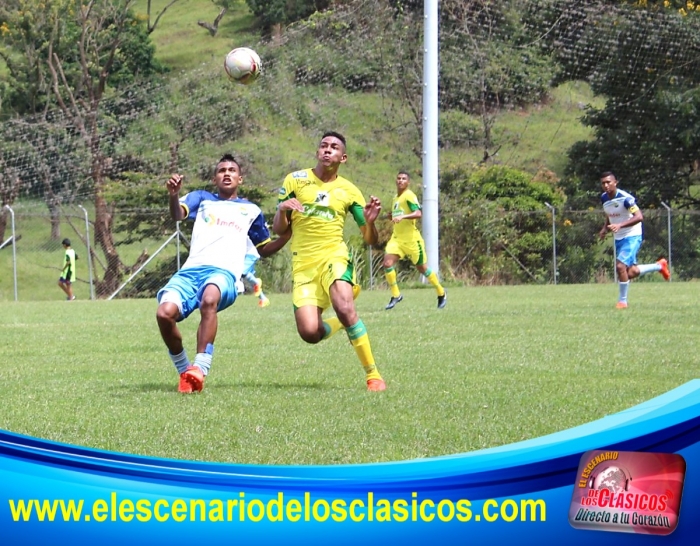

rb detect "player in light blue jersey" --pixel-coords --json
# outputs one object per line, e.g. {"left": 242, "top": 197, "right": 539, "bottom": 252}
{"left": 598, "top": 172, "right": 670, "bottom": 309}
{"left": 156, "top": 154, "right": 290, "bottom": 393}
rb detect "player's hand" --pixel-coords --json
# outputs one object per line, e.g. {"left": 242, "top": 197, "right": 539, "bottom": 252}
{"left": 278, "top": 198, "right": 304, "bottom": 212}
{"left": 392, "top": 215, "right": 404, "bottom": 224}
{"left": 364, "top": 196, "right": 382, "bottom": 223}
{"left": 166, "top": 174, "right": 183, "bottom": 196}
{"left": 598, "top": 228, "right": 608, "bottom": 240}
{"left": 609, "top": 223, "right": 620, "bottom": 233}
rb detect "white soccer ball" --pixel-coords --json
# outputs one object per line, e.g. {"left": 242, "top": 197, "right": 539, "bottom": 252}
{"left": 224, "top": 47, "right": 261, "bottom": 85}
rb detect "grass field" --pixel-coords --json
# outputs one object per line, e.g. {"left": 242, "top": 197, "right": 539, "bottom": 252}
{"left": 1, "top": 283, "right": 698, "bottom": 466}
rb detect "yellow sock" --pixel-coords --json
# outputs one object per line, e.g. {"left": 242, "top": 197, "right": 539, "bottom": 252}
{"left": 322, "top": 317, "right": 345, "bottom": 340}
{"left": 385, "top": 267, "right": 401, "bottom": 298}
{"left": 425, "top": 268, "right": 445, "bottom": 297}
{"left": 346, "top": 320, "right": 382, "bottom": 380}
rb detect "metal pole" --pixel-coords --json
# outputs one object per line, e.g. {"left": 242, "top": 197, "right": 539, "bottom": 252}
{"left": 176, "top": 221, "right": 181, "bottom": 271}
{"left": 661, "top": 202, "right": 672, "bottom": 282}
{"left": 544, "top": 202, "right": 557, "bottom": 285}
{"left": 108, "top": 230, "right": 180, "bottom": 300}
{"left": 422, "top": 0, "right": 440, "bottom": 277}
{"left": 4, "top": 205, "right": 18, "bottom": 301}
{"left": 368, "top": 245, "right": 373, "bottom": 290}
{"left": 78, "top": 205, "right": 95, "bottom": 299}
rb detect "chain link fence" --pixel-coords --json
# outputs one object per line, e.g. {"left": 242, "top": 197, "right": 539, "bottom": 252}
{"left": 2, "top": 204, "right": 698, "bottom": 301}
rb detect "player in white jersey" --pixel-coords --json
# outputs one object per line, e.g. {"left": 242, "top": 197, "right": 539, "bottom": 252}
{"left": 598, "top": 172, "right": 670, "bottom": 309}
{"left": 156, "top": 154, "right": 290, "bottom": 393}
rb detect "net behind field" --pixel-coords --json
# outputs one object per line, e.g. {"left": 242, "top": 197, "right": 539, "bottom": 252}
{"left": 1, "top": 0, "right": 699, "bottom": 299}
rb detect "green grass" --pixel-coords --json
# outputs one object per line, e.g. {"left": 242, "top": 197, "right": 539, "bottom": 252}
{"left": 1, "top": 283, "right": 698, "bottom": 465}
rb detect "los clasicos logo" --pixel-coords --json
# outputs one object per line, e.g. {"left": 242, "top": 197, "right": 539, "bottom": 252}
{"left": 568, "top": 450, "right": 685, "bottom": 536}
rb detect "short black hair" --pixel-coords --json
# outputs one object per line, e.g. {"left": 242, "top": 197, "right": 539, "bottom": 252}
{"left": 216, "top": 153, "right": 242, "bottom": 173}
{"left": 600, "top": 171, "right": 616, "bottom": 180}
{"left": 62, "top": 238, "right": 71, "bottom": 246}
{"left": 397, "top": 170, "right": 410, "bottom": 178}
{"left": 321, "top": 131, "right": 346, "bottom": 149}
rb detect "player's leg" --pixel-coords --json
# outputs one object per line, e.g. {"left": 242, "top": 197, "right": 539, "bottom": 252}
{"left": 292, "top": 265, "right": 342, "bottom": 342}
{"left": 58, "top": 278, "right": 71, "bottom": 297}
{"left": 614, "top": 237, "right": 638, "bottom": 308}
{"left": 293, "top": 305, "right": 326, "bottom": 343}
{"left": 383, "top": 242, "right": 403, "bottom": 310}
{"left": 329, "top": 279, "right": 386, "bottom": 392}
{"left": 414, "top": 238, "right": 446, "bottom": 308}
{"left": 157, "top": 271, "right": 197, "bottom": 392}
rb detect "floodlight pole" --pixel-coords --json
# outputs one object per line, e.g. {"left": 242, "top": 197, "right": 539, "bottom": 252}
{"left": 544, "top": 202, "right": 557, "bottom": 285}
{"left": 422, "top": 0, "right": 440, "bottom": 277}
{"left": 78, "top": 205, "right": 95, "bottom": 299}
{"left": 661, "top": 201, "right": 672, "bottom": 282}
{"left": 4, "top": 205, "right": 18, "bottom": 301}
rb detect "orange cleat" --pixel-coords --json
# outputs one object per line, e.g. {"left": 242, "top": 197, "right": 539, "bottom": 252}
{"left": 178, "top": 373, "right": 193, "bottom": 393}
{"left": 657, "top": 258, "right": 671, "bottom": 281}
{"left": 616, "top": 301, "right": 628, "bottom": 309}
{"left": 367, "top": 378, "right": 386, "bottom": 392}
{"left": 181, "top": 365, "right": 204, "bottom": 393}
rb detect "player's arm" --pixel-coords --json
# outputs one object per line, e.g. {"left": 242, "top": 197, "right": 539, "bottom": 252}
{"left": 393, "top": 202, "right": 422, "bottom": 223}
{"left": 166, "top": 174, "right": 186, "bottom": 221}
{"left": 608, "top": 204, "right": 643, "bottom": 234}
{"left": 599, "top": 216, "right": 610, "bottom": 240}
{"left": 273, "top": 181, "right": 302, "bottom": 235}
{"left": 258, "top": 226, "right": 292, "bottom": 258}
{"left": 358, "top": 195, "right": 381, "bottom": 246}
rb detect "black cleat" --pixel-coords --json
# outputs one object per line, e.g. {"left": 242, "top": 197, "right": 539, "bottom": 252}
{"left": 437, "top": 290, "right": 447, "bottom": 309}
{"left": 385, "top": 295, "right": 403, "bottom": 310}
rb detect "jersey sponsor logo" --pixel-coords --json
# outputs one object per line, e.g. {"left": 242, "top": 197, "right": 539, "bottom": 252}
{"left": 292, "top": 170, "right": 308, "bottom": 178}
{"left": 278, "top": 187, "right": 286, "bottom": 195}
{"left": 314, "top": 191, "right": 330, "bottom": 207}
{"left": 300, "top": 203, "right": 337, "bottom": 221}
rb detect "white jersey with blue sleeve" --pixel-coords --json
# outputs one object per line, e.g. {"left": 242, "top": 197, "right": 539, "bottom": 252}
{"left": 601, "top": 189, "right": 643, "bottom": 240}
{"left": 179, "top": 190, "right": 271, "bottom": 279}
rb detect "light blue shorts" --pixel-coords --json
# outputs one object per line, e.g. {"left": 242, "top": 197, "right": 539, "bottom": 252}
{"left": 615, "top": 235, "right": 642, "bottom": 267}
{"left": 157, "top": 266, "right": 238, "bottom": 321}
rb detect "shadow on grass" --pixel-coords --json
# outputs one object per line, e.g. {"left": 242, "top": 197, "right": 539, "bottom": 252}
{"left": 114, "top": 381, "right": 331, "bottom": 394}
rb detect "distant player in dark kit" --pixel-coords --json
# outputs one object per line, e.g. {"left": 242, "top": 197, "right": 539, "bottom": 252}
{"left": 58, "top": 238, "right": 77, "bottom": 301}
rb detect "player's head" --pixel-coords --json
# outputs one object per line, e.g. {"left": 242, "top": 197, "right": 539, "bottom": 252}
{"left": 600, "top": 171, "right": 617, "bottom": 195}
{"left": 396, "top": 171, "right": 410, "bottom": 192}
{"left": 62, "top": 238, "right": 71, "bottom": 247}
{"left": 317, "top": 132, "right": 347, "bottom": 168}
{"left": 213, "top": 153, "right": 243, "bottom": 193}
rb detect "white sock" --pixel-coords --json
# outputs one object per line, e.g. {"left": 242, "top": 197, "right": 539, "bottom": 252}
{"left": 169, "top": 349, "right": 190, "bottom": 374}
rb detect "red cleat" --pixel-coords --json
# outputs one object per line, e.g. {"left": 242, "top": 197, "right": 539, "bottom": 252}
{"left": 367, "top": 378, "right": 386, "bottom": 392}
{"left": 180, "top": 365, "right": 204, "bottom": 393}
{"left": 616, "top": 301, "right": 628, "bottom": 309}
{"left": 657, "top": 258, "right": 670, "bottom": 281}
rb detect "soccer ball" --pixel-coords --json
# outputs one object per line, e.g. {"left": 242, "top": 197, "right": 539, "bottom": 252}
{"left": 224, "top": 47, "right": 261, "bottom": 85}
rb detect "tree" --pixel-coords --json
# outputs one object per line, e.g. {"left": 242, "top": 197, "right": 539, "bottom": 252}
{"left": 45, "top": 0, "right": 165, "bottom": 295}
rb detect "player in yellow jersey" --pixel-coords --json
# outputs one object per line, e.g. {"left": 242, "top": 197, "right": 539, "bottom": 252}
{"left": 272, "top": 131, "right": 386, "bottom": 392}
{"left": 383, "top": 171, "right": 446, "bottom": 310}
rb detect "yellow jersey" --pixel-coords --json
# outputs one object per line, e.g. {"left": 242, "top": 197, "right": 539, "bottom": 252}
{"left": 278, "top": 168, "right": 367, "bottom": 267}
{"left": 391, "top": 189, "right": 422, "bottom": 242}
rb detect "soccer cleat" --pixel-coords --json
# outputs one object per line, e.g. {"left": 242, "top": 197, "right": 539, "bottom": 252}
{"left": 616, "top": 301, "right": 628, "bottom": 309}
{"left": 181, "top": 365, "right": 204, "bottom": 392}
{"left": 67, "top": 296, "right": 76, "bottom": 301}
{"left": 437, "top": 289, "right": 447, "bottom": 309}
{"left": 367, "top": 378, "right": 386, "bottom": 392}
{"left": 253, "top": 278, "right": 263, "bottom": 297}
{"left": 657, "top": 258, "right": 671, "bottom": 281}
{"left": 178, "top": 373, "right": 193, "bottom": 393}
{"left": 258, "top": 296, "right": 270, "bottom": 308}
{"left": 385, "top": 295, "right": 403, "bottom": 310}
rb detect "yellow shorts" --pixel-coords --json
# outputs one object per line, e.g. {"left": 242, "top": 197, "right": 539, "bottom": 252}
{"left": 292, "top": 255, "right": 357, "bottom": 310}
{"left": 385, "top": 235, "right": 426, "bottom": 266}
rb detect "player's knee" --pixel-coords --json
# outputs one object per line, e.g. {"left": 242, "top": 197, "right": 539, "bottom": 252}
{"left": 156, "top": 304, "right": 178, "bottom": 324}
{"left": 298, "top": 326, "right": 322, "bottom": 344}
